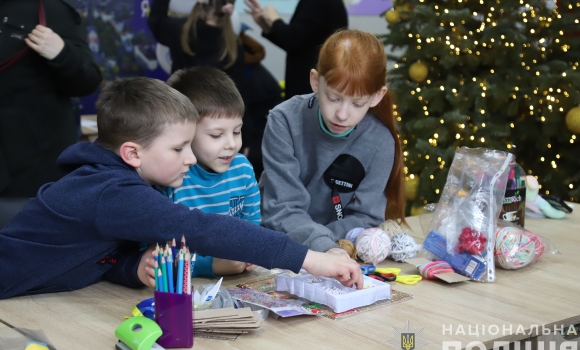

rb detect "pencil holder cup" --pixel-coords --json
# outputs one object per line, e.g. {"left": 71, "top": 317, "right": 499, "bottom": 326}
{"left": 154, "top": 291, "right": 194, "bottom": 348}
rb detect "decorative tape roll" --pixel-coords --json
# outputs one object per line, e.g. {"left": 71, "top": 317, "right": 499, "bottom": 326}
{"left": 416, "top": 261, "right": 454, "bottom": 279}
{"left": 494, "top": 226, "right": 545, "bottom": 269}
{"left": 355, "top": 228, "right": 391, "bottom": 265}
{"left": 390, "top": 233, "right": 421, "bottom": 261}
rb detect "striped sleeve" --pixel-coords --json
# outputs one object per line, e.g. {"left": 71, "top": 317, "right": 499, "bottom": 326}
{"left": 241, "top": 171, "right": 261, "bottom": 225}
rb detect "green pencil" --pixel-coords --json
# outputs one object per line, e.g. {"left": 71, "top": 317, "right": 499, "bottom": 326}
{"left": 161, "top": 255, "right": 168, "bottom": 293}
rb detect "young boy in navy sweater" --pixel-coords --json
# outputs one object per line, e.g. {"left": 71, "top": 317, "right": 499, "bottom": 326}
{"left": 0, "top": 77, "right": 362, "bottom": 300}
{"left": 162, "top": 67, "right": 260, "bottom": 278}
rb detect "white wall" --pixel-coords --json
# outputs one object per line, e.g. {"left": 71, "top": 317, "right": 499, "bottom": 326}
{"left": 239, "top": 14, "right": 396, "bottom": 83}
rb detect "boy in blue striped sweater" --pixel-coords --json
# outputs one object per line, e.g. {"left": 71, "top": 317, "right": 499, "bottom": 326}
{"left": 161, "top": 67, "right": 261, "bottom": 278}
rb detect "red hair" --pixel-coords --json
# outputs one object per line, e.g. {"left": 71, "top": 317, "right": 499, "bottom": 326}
{"left": 317, "top": 30, "right": 407, "bottom": 226}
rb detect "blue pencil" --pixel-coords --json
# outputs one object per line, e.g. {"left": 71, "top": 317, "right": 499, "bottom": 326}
{"left": 177, "top": 252, "right": 184, "bottom": 295}
{"left": 167, "top": 251, "right": 174, "bottom": 293}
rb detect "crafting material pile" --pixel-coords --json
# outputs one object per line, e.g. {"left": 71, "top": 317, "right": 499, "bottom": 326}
{"left": 194, "top": 307, "right": 263, "bottom": 340}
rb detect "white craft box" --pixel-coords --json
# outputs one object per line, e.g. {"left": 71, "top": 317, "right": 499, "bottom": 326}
{"left": 276, "top": 273, "right": 391, "bottom": 313}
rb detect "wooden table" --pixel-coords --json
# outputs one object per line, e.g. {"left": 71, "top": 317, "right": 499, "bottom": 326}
{"left": 1, "top": 210, "right": 579, "bottom": 349}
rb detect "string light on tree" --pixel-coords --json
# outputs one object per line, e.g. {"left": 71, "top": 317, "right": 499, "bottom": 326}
{"left": 379, "top": 0, "right": 580, "bottom": 209}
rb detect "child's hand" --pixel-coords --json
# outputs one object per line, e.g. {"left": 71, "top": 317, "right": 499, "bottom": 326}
{"left": 245, "top": 263, "right": 259, "bottom": 271}
{"left": 138, "top": 246, "right": 156, "bottom": 288}
{"left": 261, "top": 5, "right": 280, "bottom": 26}
{"left": 213, "top": 258, "right": 248, "bottom": 275}
{"left": 302, "top": 250, "right": 363, "bottom": 289}
{"left": 326, "top": 247, "right": 349, "bottom": 257}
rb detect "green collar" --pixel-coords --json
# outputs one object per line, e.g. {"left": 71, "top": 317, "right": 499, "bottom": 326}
{"left": 318, "top": 109, "right": 356, "bottom": 138}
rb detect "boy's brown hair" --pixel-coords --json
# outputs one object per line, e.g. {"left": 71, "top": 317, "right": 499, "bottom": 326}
{"left": 167, "top": 67, "right": 244, "bottom": 119}
{"left": 96, "top": 77, "right": 199, "bottom": 151}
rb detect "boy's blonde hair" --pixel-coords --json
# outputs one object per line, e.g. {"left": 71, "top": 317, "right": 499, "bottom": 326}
{"left": 96, "top": 77, "right": 199, "bottom": 151}
{"left": 167, "top": 67, "right": 244, "bottom": 119}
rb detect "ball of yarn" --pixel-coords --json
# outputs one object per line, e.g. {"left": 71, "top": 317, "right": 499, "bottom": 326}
{"left": 379, "top": 220, "right": 406, "bottom": 238}
{"left": 345, "top": 227, "right": 365, "bottom": 243}
{"left": 336, "top": 239, "right": 358, "bottom": 260}
{"left": 495, "top": 226, "right": 544, "bottom": 269}
{"left": 416, "top": 261, "right": 454, "bottom": 279}
{"left": 390, "top": 233, "right": 420, "bottom": 262}
{"left": 355, "top": 228, "right": 391, "bottom": 265}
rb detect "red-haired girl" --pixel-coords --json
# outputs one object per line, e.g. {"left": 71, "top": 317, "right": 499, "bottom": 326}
{"left": 260, "top": 29, "right": 407, "bottom": 255}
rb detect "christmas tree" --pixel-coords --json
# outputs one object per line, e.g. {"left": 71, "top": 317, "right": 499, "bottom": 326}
{"left": 380, "top": 0, "right": 580, "bottom": 214}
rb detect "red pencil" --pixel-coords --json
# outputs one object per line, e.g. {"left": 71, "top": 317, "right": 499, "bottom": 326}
{"left": 182, "top": 251, "right": 189, "bottom": 294}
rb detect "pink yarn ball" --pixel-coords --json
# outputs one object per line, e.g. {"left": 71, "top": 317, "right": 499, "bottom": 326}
{"left": 355, "top": 228, "right": 391, "bottom": 265}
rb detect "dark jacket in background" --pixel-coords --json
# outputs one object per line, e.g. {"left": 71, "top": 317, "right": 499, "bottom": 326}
{"left": 263, "top": 0, "right": 348, "bottom": 100}
{"left": 0, "top": 0, "right": 102, "bottom": 197}
{"left": 0, "top": 141, "right": 308, "bottom": 299}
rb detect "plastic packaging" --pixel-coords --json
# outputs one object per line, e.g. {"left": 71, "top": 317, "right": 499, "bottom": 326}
{"left": 194, "top": 284, "right": 234, "bottom": 311}
{"left": 494, "top": 220, "right": 560, "bottom": 269}
{"left": 423, "top": 147, "right": 513, "bottom": 282}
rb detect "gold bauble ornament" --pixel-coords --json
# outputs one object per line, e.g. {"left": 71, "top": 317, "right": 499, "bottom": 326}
{"left": 385, "top": 9, "right": 400, "bottom": 24}
{"left": 565, "top": 106, "right": 580, "bottom": 134}
{"left": 395, "top": 3, "right": 414, "bottom": 20}
{"left": 405, "top": 176, "right": 419, "bottom": 200}
{"left": 409, "top": 61, "right": 428, "bottom": 82}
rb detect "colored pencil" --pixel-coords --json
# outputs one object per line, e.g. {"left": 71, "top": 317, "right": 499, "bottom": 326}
{"left": 171, "top": 238, "right": 177, "bottom": 263}
{"left": 177, "top": 252, "right": 184, "bottom": 295}
{"left": 156, "top": 269, "right": 163, "bottom": 292}
{"left": 153, "top": 260, "right": 159, "bottom": 291}
{"left": 189, "top": 253, "right": 196, "bottom": 294}
{"left": 161, "top": 255, "right": 168, "bottom": 293}
{"left": 167, "top": 251, "right": 174, "bottom": 293}
{"left": 183, "top": 252, "right": 189, "bottom": 294}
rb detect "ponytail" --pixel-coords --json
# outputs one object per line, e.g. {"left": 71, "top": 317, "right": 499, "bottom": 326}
{"left": 181, "top": 4, "right": 202, "bottom": 56}
{"left": 180, "top": 1, "right": 239, "bottom": 69}
{"left": 370, "top": 89, "right": 408, "bottom": 227}
{"left": 220, "top": 13, "right": 238, "bottom": 69}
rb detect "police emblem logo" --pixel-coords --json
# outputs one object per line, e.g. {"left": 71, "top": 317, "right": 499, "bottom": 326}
{"left": 401, "top": 333, "right": 415, "bottom": 350}
{"left": 386, "top": 321, "right": 429, "bottom": 350}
